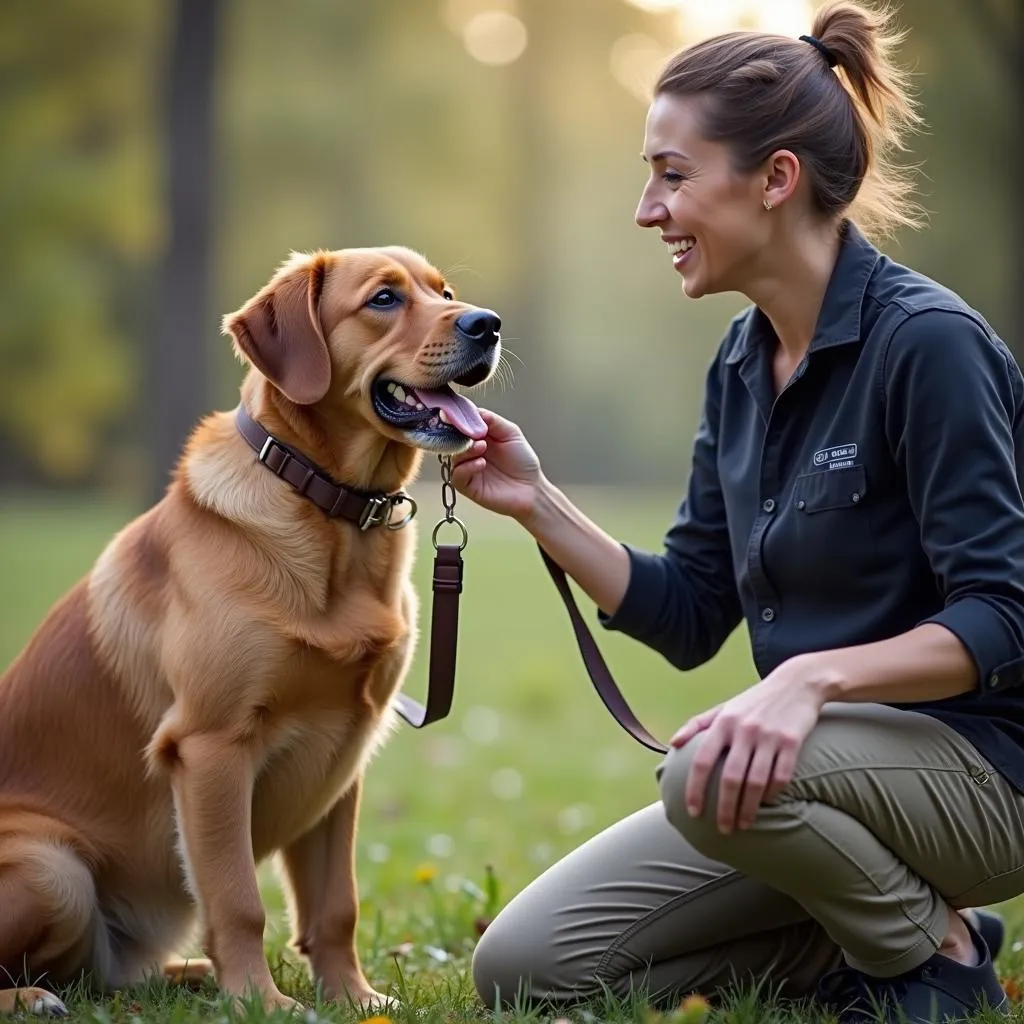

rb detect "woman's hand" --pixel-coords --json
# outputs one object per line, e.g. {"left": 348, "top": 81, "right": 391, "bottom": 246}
{"left": 450, "top": 409, "right": 545, "bottom": 524}
{"left": 670, "top": 655, "right": 836, "bottom": 834}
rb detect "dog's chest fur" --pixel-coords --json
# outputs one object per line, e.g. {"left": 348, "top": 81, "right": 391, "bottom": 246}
{"left": 96, "top": 496, "right": 420, "bottom": 859}
{"left": 245, "top": 581, "right": 416, "bottom": 856}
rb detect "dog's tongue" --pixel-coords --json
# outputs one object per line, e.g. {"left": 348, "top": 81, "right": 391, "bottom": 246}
{"left": 414, "top": 387, "right": 487, "bottom": 439}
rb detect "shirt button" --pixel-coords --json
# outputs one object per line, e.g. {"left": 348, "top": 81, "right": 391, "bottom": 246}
{"left": 796, "top": 499, "right": 806, "bottom": 511}
{"left": 851, "top": 492, "right": 861, "bottom": 503}
{"left": 990, "top": 673, "right": 1000, "bottom": 689}
{"left": 761, "top": 607, "right": 776, "bottom": 623}
{"left": 762, "top": 498, "right": 776, "bottom": 513}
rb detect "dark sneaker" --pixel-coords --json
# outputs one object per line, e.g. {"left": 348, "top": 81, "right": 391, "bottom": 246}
{"left": 816, "top": 920, "right": 1008, "bottom": 1022}
{"left": 972, "top": 908, "right": 1005, "bottom": 962}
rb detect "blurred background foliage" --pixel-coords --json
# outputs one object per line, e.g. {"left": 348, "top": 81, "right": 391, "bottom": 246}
{"left": 0, "top": 0, "right": 1020, "bottom": 499}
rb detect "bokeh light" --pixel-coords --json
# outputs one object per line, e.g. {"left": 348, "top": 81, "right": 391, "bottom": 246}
{"left": 621, "top": 0, "right": 820, "bottom": 45}
{"left": 462, "top": 9, "right": 528, "bottom": 65}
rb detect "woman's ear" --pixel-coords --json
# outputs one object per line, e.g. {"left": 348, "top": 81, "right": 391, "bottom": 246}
{"left": 763, "top": 149, "right": 802, "bottom": 210}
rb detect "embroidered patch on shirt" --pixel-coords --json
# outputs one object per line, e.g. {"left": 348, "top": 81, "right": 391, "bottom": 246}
{"left": 812, "top": 443, "right": 858, "bottom": 470}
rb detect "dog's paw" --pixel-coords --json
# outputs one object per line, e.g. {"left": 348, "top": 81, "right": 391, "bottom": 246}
{"left": 162, "top": 957, "right": 216, "bottom": 988}
{"left": 1, "top": 988, "right": 70, "bottom": 1017}
{"left": 336, "top": 986, "right": 398, "bottom": 1013}
{"left": 30, "top": 991, "right": 68, "bottom": 1018}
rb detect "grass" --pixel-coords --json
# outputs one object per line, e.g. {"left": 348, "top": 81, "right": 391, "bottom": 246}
{"left": 2, "top": 484, "right": 1024, "bottom": 1024}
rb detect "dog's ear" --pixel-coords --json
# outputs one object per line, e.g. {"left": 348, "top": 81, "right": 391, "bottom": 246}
{"left": 223, "top": 253, "right": 332, "bottom": 406}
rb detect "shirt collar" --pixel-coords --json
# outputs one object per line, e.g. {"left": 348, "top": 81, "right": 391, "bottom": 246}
{"left": 725, "top": 219, "right": 882, "bottom": 366}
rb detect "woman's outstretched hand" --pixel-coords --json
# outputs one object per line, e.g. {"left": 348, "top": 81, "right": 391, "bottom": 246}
{"left": 450, "top": 409, "right": 545, "bottom": 524}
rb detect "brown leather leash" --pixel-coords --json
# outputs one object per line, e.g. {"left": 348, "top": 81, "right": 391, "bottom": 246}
{"left": 237, "top": 403, "right": 665, "bottom": 750}
{"left": 537, "top": 547, "right": 668, "bottom": 754}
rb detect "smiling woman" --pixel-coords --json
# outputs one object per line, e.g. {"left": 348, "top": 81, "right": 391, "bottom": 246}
{"left": 450, "top": 1, "right": 1024, "bottom": 1022}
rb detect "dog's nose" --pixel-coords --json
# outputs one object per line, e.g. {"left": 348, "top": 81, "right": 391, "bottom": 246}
{"left": 455, "top": 309, "right": 501, "bottom": 348}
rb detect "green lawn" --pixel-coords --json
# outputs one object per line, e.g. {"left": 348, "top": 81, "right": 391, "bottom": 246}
{"left": 1, "top": 488, "right": 1022, "bottom": 1023}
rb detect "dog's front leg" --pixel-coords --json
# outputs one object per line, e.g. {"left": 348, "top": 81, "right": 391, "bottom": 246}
{"left": 280, "top": 774, "right": 391, "bottom": 1010}
{"left": 171, "top": 732, "right": 295, "bottom": 1011}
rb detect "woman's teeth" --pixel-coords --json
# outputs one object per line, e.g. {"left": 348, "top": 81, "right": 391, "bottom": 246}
{"left": 668, "top": 239, "right": 695, "bottom": 255}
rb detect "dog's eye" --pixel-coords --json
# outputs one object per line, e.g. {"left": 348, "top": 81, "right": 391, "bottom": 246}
{"left": 442, "top": 288, "right": 454, "bottom": 301}
{"left": 368, "top": 288, "right": 400, "bottom": 309}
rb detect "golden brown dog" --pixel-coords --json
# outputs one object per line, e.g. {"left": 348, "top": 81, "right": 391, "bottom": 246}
{"left": 0, "top": 246, "right": 501, "bottom": 1015}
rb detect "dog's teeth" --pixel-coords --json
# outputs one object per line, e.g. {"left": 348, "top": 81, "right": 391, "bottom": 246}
{"left": 405, "top": 396, "right": 417, "bottom": 407}
{"left": 428, "top": 417, "right": 439, "bottom": 429}
{"left": 386, "top": 382, "right": 396, "bottom": 394}
{"left": 393, "top": 385, "right": 406, "bottom": 402}
{"left": 415, "top": 402, "right": 425, "bottom": 410}
{"left": 438, "top": 409, "right": 450, "bottom": 424}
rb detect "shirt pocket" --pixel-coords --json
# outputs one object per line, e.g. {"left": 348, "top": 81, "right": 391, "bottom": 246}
{"left": 792, "top": 464, "right": 867, "bottom": 513}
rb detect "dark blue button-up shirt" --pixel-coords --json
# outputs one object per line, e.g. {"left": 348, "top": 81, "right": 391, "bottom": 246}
{"left": 603, "top": 221, "right": 1024, "bottom": 790}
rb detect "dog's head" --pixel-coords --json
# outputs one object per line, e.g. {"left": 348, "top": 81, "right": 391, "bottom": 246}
{"left": 222, "top": 247, "right": 501, "bottom": 455}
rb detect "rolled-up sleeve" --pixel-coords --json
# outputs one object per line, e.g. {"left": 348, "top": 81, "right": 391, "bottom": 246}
{"left": 883, "top": 308, "right": 1024, "bottom": 692}
{"left": 599, "top": 347, "right": 743, "bottom": 670}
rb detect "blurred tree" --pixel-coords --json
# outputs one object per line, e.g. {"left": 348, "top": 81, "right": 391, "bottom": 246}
{"left": 146, "top": 0, "right": 224, "bottom": 505}
{"left": 0, "top": 0, "right": 161, "bottom": 486}
{"left": 0, "top": 0, "right": 1017, "bottom": 491}
{"left": 892, "top": 0, "right": 1021, "bottom": 360}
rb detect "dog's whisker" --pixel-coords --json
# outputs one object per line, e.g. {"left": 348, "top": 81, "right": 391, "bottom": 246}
{"left": 441, "top": 261, "right": 482, "bottom": 282}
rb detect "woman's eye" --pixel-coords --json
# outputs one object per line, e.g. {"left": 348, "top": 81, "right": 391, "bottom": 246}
{"left": 369, "top": 288, "right": 399, "bottom": 308}
{"left": 663, "top": 171, "right": 686, "bottom": 186}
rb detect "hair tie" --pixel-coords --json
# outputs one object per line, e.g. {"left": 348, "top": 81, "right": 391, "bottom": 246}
{"left": 799, "top": 34, "right": 838, "bottom": 68}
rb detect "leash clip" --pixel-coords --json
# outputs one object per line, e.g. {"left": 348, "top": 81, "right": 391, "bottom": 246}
{"left": 432, "top": 455, "right": 469, "bottom": 551}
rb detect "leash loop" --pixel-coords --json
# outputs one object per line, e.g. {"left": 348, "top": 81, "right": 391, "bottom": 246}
{"left": 432, "top": 455, "right": 469, "bottom": 551}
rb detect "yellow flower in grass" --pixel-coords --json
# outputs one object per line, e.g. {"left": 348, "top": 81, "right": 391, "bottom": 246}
{"left": 676, "top": 993, "right": 711, "bottom": 1022}
{"left": 413, "top": 862, "right": 438, "bottom": 884}
{"left": 361, "top": 1017, "right": 392, "bottom": 1024}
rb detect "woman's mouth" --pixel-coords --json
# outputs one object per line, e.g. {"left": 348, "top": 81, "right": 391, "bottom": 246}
{"left": 667, "top": 237, "right": 696, "bottom": 270}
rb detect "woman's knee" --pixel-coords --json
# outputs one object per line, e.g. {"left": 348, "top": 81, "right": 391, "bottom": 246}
{"left": 657, "top": 738, "right": 774, "bottom": 865}
{"left": 657, "top": 739, "right": 722, "bottom": 847}
{"left": 471, "top": 908, "right": 549, "bottom": 1010}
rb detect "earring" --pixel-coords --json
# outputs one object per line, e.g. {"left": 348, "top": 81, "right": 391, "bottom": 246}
{"left": 763, "top": 199, "right": 774, "bottom": 211}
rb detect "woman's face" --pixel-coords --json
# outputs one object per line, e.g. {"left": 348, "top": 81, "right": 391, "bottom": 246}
{"left": 636, "top": 93, "right": 771, "bottom": 300}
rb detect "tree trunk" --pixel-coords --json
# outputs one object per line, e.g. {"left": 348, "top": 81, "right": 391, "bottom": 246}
{"left": 146, "top": 0, "right": 223, "bottom": 505}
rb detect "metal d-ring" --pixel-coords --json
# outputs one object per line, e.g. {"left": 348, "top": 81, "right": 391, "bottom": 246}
{"left": 386, "top": 493, "right": 418, "bottom": 531}
{"left": 432, "top": 515, "right": 468, "bottom": 551}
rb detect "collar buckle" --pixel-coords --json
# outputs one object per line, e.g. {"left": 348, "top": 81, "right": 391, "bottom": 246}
{"left": 359, "top": 494, "right": 392, "bottom": 531}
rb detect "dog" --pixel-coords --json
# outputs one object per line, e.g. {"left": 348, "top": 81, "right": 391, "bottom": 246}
{"left": 0, "top": 246, "right": 501, "bottom": 1015}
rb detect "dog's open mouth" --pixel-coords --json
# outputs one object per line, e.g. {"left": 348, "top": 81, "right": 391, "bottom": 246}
{"left": 372, "top": 377, "right": 487, "bottom": 443}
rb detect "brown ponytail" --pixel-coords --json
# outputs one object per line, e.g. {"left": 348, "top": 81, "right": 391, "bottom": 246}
{"left": 654, "top": 0, "right": 926, "bottom": 240}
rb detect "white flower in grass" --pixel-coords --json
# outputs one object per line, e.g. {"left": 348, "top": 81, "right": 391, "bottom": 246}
{"left": 490, "top": 767, "right": 524, "bottom": 800}
{"left": 557, "top": 803, "right": 594, "bottom": 835}
{"left": 426, "top": 832, "right": 455, "bottom": 858}
{"left": 463, "top": 706, "right": 501, "bottom": 745}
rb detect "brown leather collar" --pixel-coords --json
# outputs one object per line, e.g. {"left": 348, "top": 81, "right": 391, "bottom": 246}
{"left": 235, "top": 404, "right": 416, "bottom": 530}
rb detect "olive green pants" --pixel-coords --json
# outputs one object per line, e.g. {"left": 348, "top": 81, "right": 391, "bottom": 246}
{"left": 472, "top": 704, "right": 1024, "bottom": 1009}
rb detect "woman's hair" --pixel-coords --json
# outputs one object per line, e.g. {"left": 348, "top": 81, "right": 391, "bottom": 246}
{"left": 654, "top": 0, "right": 925, "bottom": 240}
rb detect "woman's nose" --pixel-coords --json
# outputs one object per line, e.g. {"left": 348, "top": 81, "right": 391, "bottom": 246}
{"left": 635, "top": 187, "right": 666, "bottom": 228}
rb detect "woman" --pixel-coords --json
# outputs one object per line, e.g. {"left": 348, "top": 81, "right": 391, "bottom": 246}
{"left": 452, "top": 2, "right": 1024, "bottom": 1022}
